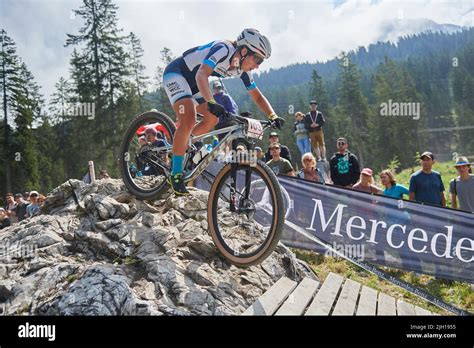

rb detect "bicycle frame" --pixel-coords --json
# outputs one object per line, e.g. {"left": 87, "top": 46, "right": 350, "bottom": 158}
{"left": 183, "top": 123, "right": 245, "bottom": 183}
{"left": 136, "top": 113, "right": 270, "bottom": 185}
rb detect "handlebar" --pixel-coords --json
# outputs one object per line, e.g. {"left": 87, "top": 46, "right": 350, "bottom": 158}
{"left": 225, "top": 112, "right": 274, "bottom": 128}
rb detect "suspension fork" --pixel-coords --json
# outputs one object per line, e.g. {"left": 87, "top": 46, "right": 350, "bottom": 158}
{"left": 229, "top": 163, "right": 238, "bottom": 212}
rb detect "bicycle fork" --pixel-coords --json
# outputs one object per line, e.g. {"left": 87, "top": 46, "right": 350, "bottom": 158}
{"left": 229, "top": 163, "right": 252, "bottom": 213}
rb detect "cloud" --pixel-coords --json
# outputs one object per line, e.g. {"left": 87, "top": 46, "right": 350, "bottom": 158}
{"left": 1, "top": 0, "right": 472, "bottom": 104}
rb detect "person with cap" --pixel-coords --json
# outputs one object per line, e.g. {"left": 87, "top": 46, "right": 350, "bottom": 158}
{"left": 266, "top": 143, "right": 295, "bottom": 176}
{"left": 13, "top": 193, "right": 29, "bottom": 222}
{"left": 353, "top": 168, "right": 382, "bottom": 194}
{"left": 449, "top": 156, "right": 474, "bottom": 212}
{"left": 0, "top": 208, "right": 11, "bottom": 229}
{"left": 304, "top": 100, "right": 326, "bottom": 161}
{"left": 409, "top": 151, "right": 446, "bottom": 207}
{"left": 212, "top": 80, "right": 238, "bottom": 115}
{"left": 212, "top": 80, "right": 239, "bottom": 142}
{"left": 264, "top": 132, "right": 292, "bottom": 162}
{"left": 293, "top": 111, "right": 311, "bottom": 156}
{"left": 329, "top": 137, "right": 361, "bottom": 188}
{"left": 26, "top": 191, "right": 41, "bottom": 218}
{"left": 255, "top": 146, "right": 264, "bottom": 160}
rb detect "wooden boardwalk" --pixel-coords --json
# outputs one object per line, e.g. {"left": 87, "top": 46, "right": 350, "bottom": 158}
{"left": 243, "top": 272, "right": 438, "bottom": 316}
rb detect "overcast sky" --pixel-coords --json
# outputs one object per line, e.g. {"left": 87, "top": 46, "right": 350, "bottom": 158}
{"left": 1, "top": 0, "right": 473, "bottom": 103}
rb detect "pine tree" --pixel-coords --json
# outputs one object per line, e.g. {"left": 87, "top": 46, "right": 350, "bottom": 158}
{"left": 452, "top": 42, "right": 474, "bottom": 154}
{"left": 152, "top": 47, "right": 175, "bottom": 116}
{"left": 65, "top": 0, "right": 133, "bottom": 176}
{"left": 128, "top": 32, "right": 148, "bottom": 111}
{"left": 49, "top": 77, "right": 74, "bottom": 123}
{"left": 336, "top": 54, "right": 371, "bottom": 166}
{"left": 10, "top": 62, "right": 43, "bottom": 191}
{"left": 0, "top": 29, "right": 21, "bottom": 192}
{"left": 370, "top": 57, "right": 423, "bottom": 170}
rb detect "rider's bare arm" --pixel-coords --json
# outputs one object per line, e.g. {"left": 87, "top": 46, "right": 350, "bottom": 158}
{"left": 248, "top": 88, "right": 276, "bottom": 117}
{"left": 196, "top": 64, "right": 215, "bottom": 102}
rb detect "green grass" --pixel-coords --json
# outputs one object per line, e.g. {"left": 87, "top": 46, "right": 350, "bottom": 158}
{"left": 294, "top": 249, "right": 473, "bottom": 315}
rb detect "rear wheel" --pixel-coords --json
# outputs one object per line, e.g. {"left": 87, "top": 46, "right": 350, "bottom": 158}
{"left": 119, "top": 110, "right": 176, "bottom": 200}
{"left": 207, "top": 161, "right": 284, "bottom": 266}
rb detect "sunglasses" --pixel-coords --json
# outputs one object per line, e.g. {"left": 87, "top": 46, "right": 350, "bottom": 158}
{"left": 251, "top": 53, "right": 264, "bottom": 65}
{"left": 337, "top": 142, "right": 346, "bottom": 146}
{"left": 303, "top": 158, "right": 314, "bottom": 162}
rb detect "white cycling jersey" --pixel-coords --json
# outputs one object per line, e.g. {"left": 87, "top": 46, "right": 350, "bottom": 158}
{"left": 163, "top": 40, "right": 256, "bottom": 105}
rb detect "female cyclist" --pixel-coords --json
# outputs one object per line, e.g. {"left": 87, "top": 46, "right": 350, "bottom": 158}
{"left": 162, "top": 28, "right": 284, "bottom": 195}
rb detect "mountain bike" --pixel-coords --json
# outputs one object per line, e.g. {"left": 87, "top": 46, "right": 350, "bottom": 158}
{"left": 119, "top": 109, "right": 285, "bottom": 266}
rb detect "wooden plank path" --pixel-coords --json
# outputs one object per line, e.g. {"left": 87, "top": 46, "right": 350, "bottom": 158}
{"left": 243, "top": 272, "right": 437, "bottom": 316}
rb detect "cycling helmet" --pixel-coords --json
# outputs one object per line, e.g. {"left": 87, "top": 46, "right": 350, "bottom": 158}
{"left": 236, "top": 28, "right": 271, "bottom": 59}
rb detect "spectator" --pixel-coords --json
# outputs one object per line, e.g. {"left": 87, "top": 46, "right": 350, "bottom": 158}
{"left": 297, "top": 152, "right": 324, "bottom": 183}
{"left": 0, "top": 208, "right": 11, "bottom": 229}
{"left": 450, "top": 156, "right": 474, "bottom": 213}
{"left": 304, "top": 100, "right": 326, "bottom": 161}
{"left": 13, "top": 193, "right": 29, "bottom": 222}
{"left": 353, "top": 168, "right": 382, "bottom": 194}
{"left": 264, "top": 132, "right": 292, "bottom": 162}
{"left": 144, "top": 127, "right": 166, "bottom": 147}
{"left": 380, "top": 169, "right": 409, "bottom": 199}
{"left": 409, "top": 151, "right": 446, "bottom": 207}
{"left": 213, "top": 80, "right": 239, "bottom": 141}
{"left": 4, "top": 193, "right": 18, "bottom": 224}
{"left": 38, "top": 194, "right": 46, "bottom": 207}
{"left": 213, "top": 80, "right": 238, "bottom": 115}
{"left": 26, "top": 191, "right": 41, "bottom": 218}
{"left": 329, "top": 137, "right": 361, "bottom": 188}
{"left": 99, "top": 169, "right": 111, "bottom": 180}
{"left": 266, "top": 143, "right": 295, "bottom": 176}
{"left": 254, "top": 146, "right": 264, "bottom": 160}
{"left": 138, "top": 135, "right": 147, "bottom": 147}
{"left": 144, "top": 127, "right": 170, "bottom": 167}
{"left": 293, "top": 111, "right": 311, "bottom": 156}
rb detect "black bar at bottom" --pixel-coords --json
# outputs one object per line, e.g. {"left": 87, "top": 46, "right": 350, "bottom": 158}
{"left": 0, "top": 315, "right": 471, "bottom": 346}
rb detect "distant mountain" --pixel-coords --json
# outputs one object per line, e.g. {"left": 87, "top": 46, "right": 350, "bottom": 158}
{"left": 223, "top": 27, "right": 474, "bottom": 105}
{"left": 379, "top": 18, "right": 465, "bottom": 43}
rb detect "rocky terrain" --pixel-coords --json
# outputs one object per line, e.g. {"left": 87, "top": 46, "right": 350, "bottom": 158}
{"left": 0, "top": 179, "right": 315, "bottom": 315}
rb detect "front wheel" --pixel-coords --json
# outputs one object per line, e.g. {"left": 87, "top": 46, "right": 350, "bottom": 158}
{"left": 207, "top": 161, "right": 284, "bottom": 267}
{"left": 119, "top": 110, "right": 176, "bottom": 200}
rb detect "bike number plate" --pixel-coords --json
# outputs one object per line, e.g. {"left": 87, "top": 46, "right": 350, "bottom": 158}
{"left": 246, "top": 119, "right": 264, "bottom": 140}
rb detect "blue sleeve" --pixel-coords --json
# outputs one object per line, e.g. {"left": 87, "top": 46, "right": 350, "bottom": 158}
{"left": 203, "top": 44, "right": 229, "bottom": 69}
{"left": 401, "top": 185, "right": 410, "bottom": 196}
{"left": 223, "top": 95, "right": 237, "bottom": 114}
{"left": 241, "top": 72, "right": 257, "bottom": 90}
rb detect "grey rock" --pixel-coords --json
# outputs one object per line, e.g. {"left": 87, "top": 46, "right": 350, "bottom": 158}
{"left": 0, "top": 178, "right": 315, "bottom": 316}
{"left": 94, "top": 218, "right": 122, "bottom": 231}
